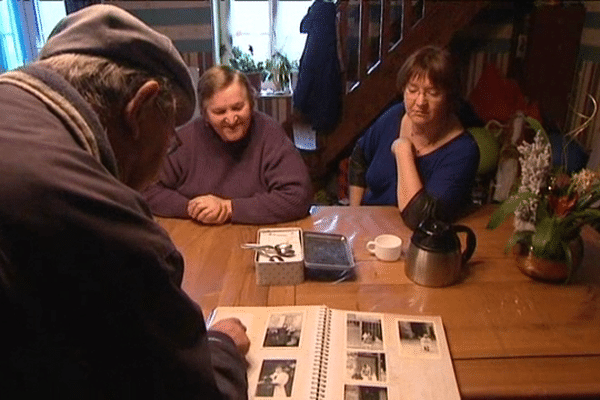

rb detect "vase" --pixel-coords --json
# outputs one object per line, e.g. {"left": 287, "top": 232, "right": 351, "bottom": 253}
{"left": 245, "top": 72, "right": 262, "bottom": 94}
{"left": 513, "top": 236, "right": 584, "bottom": 283}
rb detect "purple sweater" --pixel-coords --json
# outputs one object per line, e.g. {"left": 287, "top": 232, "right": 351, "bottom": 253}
{"left": 143, "top": 111, "right": 312, "bottom": 224}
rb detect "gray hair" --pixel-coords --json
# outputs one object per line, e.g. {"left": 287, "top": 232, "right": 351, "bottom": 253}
{"left": 197, "top": 65, "right": 256, "bottom": 116}
{"left": 38, "top": 53, "right": 176, "bottom": 130}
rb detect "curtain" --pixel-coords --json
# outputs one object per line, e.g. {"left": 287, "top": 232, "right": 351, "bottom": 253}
{"left": 64, "top": 0, "right": 101, "bottom": 15}
{"left": 211, "top": 0, "right": 231, "bottom": 65}
{"left": 0, "top": 1, "right": 19, "bottom": 72}
{"left": 0, "top": 0, "right": 42, "bottom": 72}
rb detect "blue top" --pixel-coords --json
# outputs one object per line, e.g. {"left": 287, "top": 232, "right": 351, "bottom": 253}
{"left": 354, "top": 103, "right": 480, "bottom": 219}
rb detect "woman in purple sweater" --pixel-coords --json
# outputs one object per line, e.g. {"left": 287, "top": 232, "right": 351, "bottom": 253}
{"left": 143, "top": 66, "right": 312, "bottom": 224}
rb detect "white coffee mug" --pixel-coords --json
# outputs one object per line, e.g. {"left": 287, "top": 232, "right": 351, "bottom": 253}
{"left": 366, "top": 234, "right": 403, "bottom": 262}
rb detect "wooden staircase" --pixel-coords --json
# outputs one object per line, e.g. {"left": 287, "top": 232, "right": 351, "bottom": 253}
{"left": 314, "top": 0, "right": 489, "bottom": 177}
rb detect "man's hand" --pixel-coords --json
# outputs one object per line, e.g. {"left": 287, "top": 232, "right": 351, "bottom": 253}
{"left": 187, "top": 195, "right": 232, "bottom": 224}
{"left": 210, "top": 318, "right": 251, "bottom": 355}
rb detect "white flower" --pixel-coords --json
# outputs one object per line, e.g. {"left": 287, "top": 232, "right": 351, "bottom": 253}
{"left": 513, "top": 131, "right": 551, "bottom": 230}
{"left": 571, "top": 168, "right": 599, "bottom": 195}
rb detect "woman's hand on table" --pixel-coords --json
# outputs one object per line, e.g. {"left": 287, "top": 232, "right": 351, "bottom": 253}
{"left": 210, "top": 317, "right": 251, "bottom": 355}
{"left": 187, "top": 195, "right": 232, "bottom": 224}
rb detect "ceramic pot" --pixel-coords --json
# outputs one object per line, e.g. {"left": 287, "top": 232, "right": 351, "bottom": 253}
{"left": 245, "top": 72, "right": 262, "bottom": 94}
{"left": 513, "top": 236, "right": 584, "bottom": 283}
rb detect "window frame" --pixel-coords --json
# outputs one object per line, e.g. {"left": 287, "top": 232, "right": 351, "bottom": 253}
{"left": 212, "top": 0, "right": 313, "bottom": 65}
{"left": 0, "top": 0, "right": 65, "bottom": 72}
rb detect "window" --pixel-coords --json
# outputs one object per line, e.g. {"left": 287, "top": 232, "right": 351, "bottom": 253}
{"left": 37, "top": 1, "right": 67, "bottom": 44}
{"left": 0, "top": 0, "right": 66, "bottom": 72}
{"left": 221, "top": 0, "right": 313, "bottom": 64}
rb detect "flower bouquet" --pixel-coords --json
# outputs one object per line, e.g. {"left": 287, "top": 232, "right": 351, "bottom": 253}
{"left": 487, "top": 117, "right": 600, "bottom": 282}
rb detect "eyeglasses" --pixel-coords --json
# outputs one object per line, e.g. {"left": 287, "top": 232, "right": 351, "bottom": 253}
{"left": 404, "top": 85, "right": 444, "bottom": 102}
{"left": 156, "top": 95, "right": 178, "bottom": 119}
{"left": 155, "top": 96, "right": 181, "bottom": 154}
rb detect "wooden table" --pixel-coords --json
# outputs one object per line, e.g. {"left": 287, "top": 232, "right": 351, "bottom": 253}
{"left": 156, "top": 205, "right": 600, "bottom": 399}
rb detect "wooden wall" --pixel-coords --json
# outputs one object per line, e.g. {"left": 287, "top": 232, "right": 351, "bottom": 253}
{"left": 102, "top": 0, "right": 600, "bottom": 161}
{"left": 105, "top": 1, "right": 214, "bottom": 74}
{"left": 457, "top": 4, "right": 513, "bottom": 97}
{"left": 104, "top": 0, "right": 294, "bottom": 125}
{"left": 568, "top": 1, "right": 600, "bottom": 164}
{"left": 456, "top": 1, "right": 599, "bottom": 167}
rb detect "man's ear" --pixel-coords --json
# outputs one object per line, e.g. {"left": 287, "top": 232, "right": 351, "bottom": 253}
{"left": 124, "top": 80, "right": 161, "bottom": 139}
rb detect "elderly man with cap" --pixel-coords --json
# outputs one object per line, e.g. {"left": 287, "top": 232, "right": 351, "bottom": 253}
{"left": 0, "top": 5, "right": 248, "bottom": 399}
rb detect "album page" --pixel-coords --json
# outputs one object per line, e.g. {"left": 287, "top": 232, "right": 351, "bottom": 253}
{"left": 208, "top": 305, "right": 328, "bottom": 399}
{"left": 209, "top": 306, "right": 460, "bottom": 399}
{"left": 324, "top": 310, "right": 461, "bottom": 400}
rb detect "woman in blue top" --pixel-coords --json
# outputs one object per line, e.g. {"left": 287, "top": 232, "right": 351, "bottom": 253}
{"left": 349, "top": 46, "right": 479, "bottom": 229}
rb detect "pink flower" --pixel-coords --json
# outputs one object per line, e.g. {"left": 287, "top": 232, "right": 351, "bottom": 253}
{"left": 548, "top": 194, "right": 578, "bottom": 217}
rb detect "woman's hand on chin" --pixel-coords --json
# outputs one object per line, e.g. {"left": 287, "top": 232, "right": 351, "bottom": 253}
{"left": 391, "top": 136, "right": 414, "bottom": 156}
{"left": 187, "top": 195, "right": 232, "bottom": 224}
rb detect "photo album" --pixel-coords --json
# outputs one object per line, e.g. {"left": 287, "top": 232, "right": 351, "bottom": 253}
{"left": 208, "top": 305, "right": 460, "bottom": 400}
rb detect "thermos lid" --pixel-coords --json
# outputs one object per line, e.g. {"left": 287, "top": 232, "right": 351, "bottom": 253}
{"left": 411, "top": 219, "right": 458, "bottom": 253}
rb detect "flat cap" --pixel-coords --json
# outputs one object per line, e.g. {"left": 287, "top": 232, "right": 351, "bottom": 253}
{"left": 39, "top": 4, "right": 195, "bottom": 126}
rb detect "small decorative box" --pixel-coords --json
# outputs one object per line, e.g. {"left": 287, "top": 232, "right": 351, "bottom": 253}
{"left": 255, "top": 227, "right": 304, "bottom": 286}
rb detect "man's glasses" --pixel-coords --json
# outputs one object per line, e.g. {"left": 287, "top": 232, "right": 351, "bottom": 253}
{"left": 167, "top": 132, "right": 182, "bottom": 154}
{"left": 155, "top": 96, "right": 181, "bottom": 154}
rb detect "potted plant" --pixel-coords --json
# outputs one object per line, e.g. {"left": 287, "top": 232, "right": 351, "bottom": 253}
{"left": 487, "top": 117, "right": 600, "bottom": 283}
{"left": 265, "top": 52, "right": 296, "bottom": 93}
{"left": 228, "top": 46, "right": 265, "bottom": 93}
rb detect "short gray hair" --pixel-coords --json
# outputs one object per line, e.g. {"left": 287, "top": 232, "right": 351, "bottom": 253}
{"left": 197, "top": 65, "right": 256, "bottom": 116}
{"left": 38, "top": 53, "right": 176, "bottom": 130}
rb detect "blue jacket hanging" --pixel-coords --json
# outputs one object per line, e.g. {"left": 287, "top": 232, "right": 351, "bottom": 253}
{"left": 293, "top": 0, "right": 342, "bottom": 131}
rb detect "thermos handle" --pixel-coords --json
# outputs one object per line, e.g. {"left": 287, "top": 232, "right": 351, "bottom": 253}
{"left": 453, "top": 225, "right": 476, "bottom": 263}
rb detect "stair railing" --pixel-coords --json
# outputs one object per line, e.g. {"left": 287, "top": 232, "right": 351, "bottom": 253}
{"left": 317, "top": 0, "right": 487, "bottom": 175}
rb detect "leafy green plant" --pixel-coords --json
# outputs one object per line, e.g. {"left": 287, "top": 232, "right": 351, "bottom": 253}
{"left": 487, "top": 117, "right": 600, "bottom": 279}
{"left": 228, "top": 46, "right": 265, "bottom": 74}
{"left": 265, "top": 52, "right": 295, "bottom": 92}
{"left": 488, "top": 176, "right": 600, "bottom": 256}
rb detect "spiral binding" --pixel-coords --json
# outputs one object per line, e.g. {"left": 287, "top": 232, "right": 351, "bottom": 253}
{"left": 309, "top": 307, "right": 332, "bottom": 400}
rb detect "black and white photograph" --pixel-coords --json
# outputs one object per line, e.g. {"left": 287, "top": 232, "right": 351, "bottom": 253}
{"left": 346, "top": 351, "right": 387, "bottom": 382}
{"left": 255, "top": 359, "right": 296, "bottom": 398}
{"left": 344, "top": 384, "right": 389, "bottom": 400}
{"left": 347, "top": 313, "right": 384, "bottom": 350}
{"left": 262, "top": 312, "right": 303, "bottom": 347}
{"left": 398, "top": 320, "right": 439, "bottom": 357}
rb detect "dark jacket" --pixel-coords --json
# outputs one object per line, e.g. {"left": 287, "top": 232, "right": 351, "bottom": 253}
{"left": 293, "top": 0, "right": 342, "bottom": 131}
{"left": 0, "top": 65, "right": 247, "bottom": 399}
